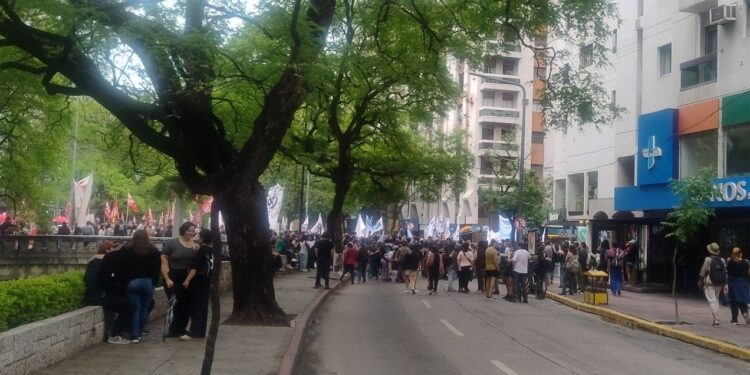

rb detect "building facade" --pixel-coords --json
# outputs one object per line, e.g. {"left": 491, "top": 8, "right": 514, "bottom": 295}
{"left": 406, "top": 36, "right": 545, "bottom": 235}
{"left": 547, "top": 0, "right": 750, "bottom": 287}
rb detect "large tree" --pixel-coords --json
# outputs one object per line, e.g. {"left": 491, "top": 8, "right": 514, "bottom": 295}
{"left": 0, "top": 0, "right": 336, "bottom": 325}
{"left": 0, "top": 0, "right": 621, "bottom": 327}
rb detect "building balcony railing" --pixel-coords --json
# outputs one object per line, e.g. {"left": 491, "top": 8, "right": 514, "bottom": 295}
{"left": 485, "top": 40, "right": 522, "bottom": 53}
{"left": 480, "top": 76, "right": 522, "bottom": 92}
{"left": 680, "top": 52, "right": 717, "bottom": 90}
{"left": 478, "top": 107, "right": 520, "bottom": 118}
{"left": 478, "top": 141, "right": 518, "bottom": 152}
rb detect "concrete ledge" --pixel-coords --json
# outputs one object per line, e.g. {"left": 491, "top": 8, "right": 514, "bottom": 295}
{"left": 546, "top": 292, "right": 750, "bottom": 361}
{"left": 0, "top": 261, "right": 232, "bottom": 375}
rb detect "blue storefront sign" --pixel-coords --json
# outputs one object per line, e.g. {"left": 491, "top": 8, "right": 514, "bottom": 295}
{"left": 615, "top": 108, "right": 750, "bottom": 211}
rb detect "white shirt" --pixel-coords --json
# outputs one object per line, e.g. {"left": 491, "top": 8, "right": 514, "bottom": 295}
{"left": 511, "top": 249, "right": 530, "bottom": 274}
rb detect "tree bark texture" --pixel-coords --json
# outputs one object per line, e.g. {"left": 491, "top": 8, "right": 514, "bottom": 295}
{"left": 327, "top": 154, "right": 354, "bottom": 253}
{"left": 201, "top": 199, "right": 223, "bottom": 375}
{"left": 221, "top": 181, "right": 288, "bottom": 326}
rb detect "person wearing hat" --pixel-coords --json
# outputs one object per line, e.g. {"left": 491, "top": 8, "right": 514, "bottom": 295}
{"left": 698, "top": 242, "right": 728, "bottom": 327}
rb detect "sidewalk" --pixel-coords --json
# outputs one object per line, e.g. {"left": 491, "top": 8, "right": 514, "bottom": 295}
{"left": 546, "top": 284, "right": 750, "bottom": 360}
{"left": 35, "top": 270, "right": 337, "bottom": 375}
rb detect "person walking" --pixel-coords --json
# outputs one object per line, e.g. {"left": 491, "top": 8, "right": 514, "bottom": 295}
{"left": 298, "top": 234, "right": 309, "bottom": 272}
{"left": 446, "top": 248, "right": 458, "bottom": 292}
{"left": 341, "top": 242, "right": 358, "bottom": 284}
{"left": 426, "top": 246, "right": 445, "bottom": 295}
{"left": 726, "top": 247, "right": 749, "bottom": 325}
{"left": 484, "top": 240, "right": 500, "bottom": 300}
{"left": 160, "top": 222, "right": 198, "bottom": 337}
{"left": 356, "top": 243, "right": 369, "bottom": 284}
{"left": 699, "top": 242, "right": 728, "bottom": 327}
{"left": 474, "top": 241, "right": 487, "bottom": 294}
{"left": 607, "top": 244, "right": 624, "bottom": 296}
{"left": 511, "top": 244, "right": 530, "bottom": 303}
{"left": 403, "top": 244, "right": 421, "bottom": 294}
{"left": 121, "top": 230, "right": 161, "bottom": 343}
{"left": 180, "top": 229, "right": 214, "bottom": 340}
{"left": 313, "top": 233, "right": 334, "bottom": 289}
{"left": 456, "top": 242, "right": 474, "bottom": 293}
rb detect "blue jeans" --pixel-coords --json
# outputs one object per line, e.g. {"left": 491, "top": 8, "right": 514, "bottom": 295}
{"left": 298, "top": 251, "right": 308, "bottom": 270}
{"left": 610, "top": 267, "right": 622, "bottom": 294}
{"left": 447, "top": 268, "right": 457, "bottom": 290}
{"left": 513, "top": 272, "right": 528, "bottom": 302}
{"left": 357, "top": 264, "right": 367, "bottom": 283}
{"left": 127, "top": 278, "right": 154, "bottom": 338}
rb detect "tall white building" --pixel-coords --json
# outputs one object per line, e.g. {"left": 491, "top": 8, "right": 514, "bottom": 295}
{"left": 546, "top": 0, "right": 750, "bottom": 287}
{"left": 406, "top": 37, "right": 546, "bottom": 236}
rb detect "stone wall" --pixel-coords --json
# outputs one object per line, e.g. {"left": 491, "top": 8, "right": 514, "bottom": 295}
{"left": 0, "top": 261, "right": 232, "bottom": 375}
{"left": 1, "top": 235, "right": 178, "bottom": 280}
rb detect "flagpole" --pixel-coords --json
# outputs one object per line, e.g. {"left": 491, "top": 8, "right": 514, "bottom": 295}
{"left": 69, "top": 98, "right": 80, "bottom": 227}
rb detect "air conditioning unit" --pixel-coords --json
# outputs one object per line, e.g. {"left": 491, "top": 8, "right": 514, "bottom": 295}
{"left": 710, "top": 4, "right": 737, "bottom": 25}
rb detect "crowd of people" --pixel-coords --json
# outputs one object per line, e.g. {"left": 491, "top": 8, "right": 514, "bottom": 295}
{"left": 83, "top": 221, "right": 214, "bottom": 345}
{"left": 269, "top": 231, "right": 639, "bottom": 304}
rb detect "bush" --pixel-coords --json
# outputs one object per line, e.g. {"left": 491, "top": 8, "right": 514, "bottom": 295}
{"left": 0, "top": 271, "right": 85, "bottom": 331}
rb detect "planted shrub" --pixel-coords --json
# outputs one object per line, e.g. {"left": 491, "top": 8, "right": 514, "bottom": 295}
{"left": 0, "top": 271, "right": 85, "bottom": 331}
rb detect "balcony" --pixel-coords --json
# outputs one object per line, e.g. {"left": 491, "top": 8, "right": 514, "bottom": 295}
{"left": 681, "top": 53, "right": 717, "bottom": 90}
{"left": 478, "top": 107, "right": 520, "bottom": 124}
{"left": 479, "top": 76, "right": 521, "bottom": 92}
{"left": 485, "top": 40, "right": 522, "bottom": 56}
{"left": 478, "top": 141, "right": 518, "bottom": 152}
{"left": 679, "top": 0, "right": 717, "bottom": 13}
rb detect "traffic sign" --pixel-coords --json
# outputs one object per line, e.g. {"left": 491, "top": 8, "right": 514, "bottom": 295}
{"left": 514, "top": 216, "right": 527, "bottom": 230}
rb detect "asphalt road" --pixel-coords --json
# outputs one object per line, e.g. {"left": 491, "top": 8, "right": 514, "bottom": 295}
{"left": 295, "top": 279, "right": 750, "bottom": 375}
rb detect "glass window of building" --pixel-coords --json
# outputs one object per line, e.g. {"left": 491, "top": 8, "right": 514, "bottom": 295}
{"left": 502, "top": 59, "right": 517, "bottom": 76}
{"left": 484, "top": 61, "right": 496, "bottom": 74}
{"left": 534, "top": 67, "right": 546, "bottom": 80}
{"left": 501, "top": 92, "right": 516, "bottom": 108}
{"left": 704, "top": 25, "right": 717, "bottom": 55}
{"left": 479, "top": 156, "right": 494, "bottom": 175}
{"left": 680, "top": 130, "right": 717, "bottom": 178}
{"left": 481, "top": 126, "right": 494, "bottom": 141}
{"left": 725, "top": 125, "right": 750, "bottom": 176}
{"left": 658, "top": 44, "right": 671, "bottom": 76}
{"left": 482, "top": 91, "right": 495, "bottom": 107}
{"left": 580, "top": 44, "right": 593, "bottom": 68}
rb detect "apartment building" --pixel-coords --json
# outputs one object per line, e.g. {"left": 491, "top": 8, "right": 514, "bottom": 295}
{"left": 405, "top": 36, "right": 545, "bottom": 235}
{"left": 547, "top": 0, "right": 750, "bottom": 287}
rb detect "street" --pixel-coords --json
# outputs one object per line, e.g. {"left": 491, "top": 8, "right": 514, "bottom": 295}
{"left": 296, "top": 279, "right": 749, "bottom": 375}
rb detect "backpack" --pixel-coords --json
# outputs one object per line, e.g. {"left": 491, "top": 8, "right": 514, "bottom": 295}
{"left": 567, "top": 256, "right": 581, "bottom": 273}
{"left": 708, "top": 256, "right": 727, "bottom": 285}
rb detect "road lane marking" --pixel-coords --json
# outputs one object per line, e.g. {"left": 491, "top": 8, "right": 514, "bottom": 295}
{"left": 491, "top": 360, "right": 519, "bottom": 375}
{"left": 422, "top": 299, "right": 432, "bottom": 309}
{"left": 439, "top": 319, "right": 464, "bottom": 336}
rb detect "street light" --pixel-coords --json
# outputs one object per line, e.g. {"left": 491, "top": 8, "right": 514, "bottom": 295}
{"left": 469, "top": 72, "right": 528, "bottom": 241}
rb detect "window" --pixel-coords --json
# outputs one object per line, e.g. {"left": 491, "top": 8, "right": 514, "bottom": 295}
{"left": 501, "top": 92, "right": 516, "bottom": 108}
{"left": 587, "top": 171, "right": 598, "bottom": 200}
{"left": 533, "top": 99, "right": 543, "bottom": 112}
{"left": 681, "top": 130, "right": 717, "bottom": 178}
{"left": 612, "top": 29, "right": 618, "bottom": 53}
{"left": 480, "top": 157, "right": 494, "bottom": 175}
{"left": 482, "top": 92, "right": 495, "bottom": 107}
{"left": 580, "top": 44, "right": 593, "bottom": 68}
{"left": 502, "top": 59, "right": 517, "bottom": 76}
{"left": 704, "top": 25, "right": 717, "bottom": 55}
{"left": 726, "top": 125, "right": 750, "bottom": 176}
{"left": 481, "top": 126, "right": 494, "bottom": 141}
{"left": 534, "top": 67, "right": 546, "bottom": 80}
{"left": 532, "top": 132, "right": 544, "bottom": 144}
{"left": 484, "top": 61, "right": 496, "bottom": 74}
{"left": 658, "top": 44, "right": 672, "bottom": 76}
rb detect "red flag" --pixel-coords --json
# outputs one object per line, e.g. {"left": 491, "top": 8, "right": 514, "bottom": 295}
{"left": 111, "top": 200, "right": 120, "bottom": 224}
{"left": 199, "top": 197, "right": 213, "bottom": 214}
{"left": 127, "top": 193, "right": 139, "bottom": 213}
{"left": 104, "top": 201, "right": 112, "bottom": 222}
{"left": 63, "top": 200, "right": 72, "bottom": 219}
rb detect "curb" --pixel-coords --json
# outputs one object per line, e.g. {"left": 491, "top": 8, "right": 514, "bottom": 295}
{"left": 546, "top": 292, "right": 750, "bottom": 361}
{"left": 278, "top": 276, "right": 345, "bottom": 375}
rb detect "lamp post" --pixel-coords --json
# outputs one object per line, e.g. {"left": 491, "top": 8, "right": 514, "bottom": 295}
{"left": 469, "top": 72, "right": 528, "bottom": 241}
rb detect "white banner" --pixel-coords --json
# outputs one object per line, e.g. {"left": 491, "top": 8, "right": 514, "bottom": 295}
{"left": 266, "top": 184, "right": 284, "bottom": 231}
{"left": 301, "top": 216, "right": 309, "bottom": 232}
{"left": 73, "top": 174, "right": 93, "bottom": 228}
{"left": 372, "top": 217, "right": 384, "bottom": 234}
{"left": 355, "top": 214, "right": 367, "bottom": 237}
{"left": 310, "top": 214, "right": 324, "bottom": 234}
{"left": 498, "top": 214, "right": 513, "bottom": 241}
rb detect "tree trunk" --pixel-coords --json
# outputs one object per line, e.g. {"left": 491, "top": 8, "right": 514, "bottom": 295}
{"left": 327, "top": 163, "right": 354, "bottom": 253}
{"left": 201, "top": 200, "right": 223, "bottom": 375}
{"left": 221, "top": 180, "right": 289, "bottom": 326}
{"left": 673, "top": 244, "right": 679, "bottom": 324}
